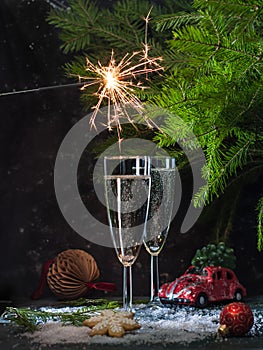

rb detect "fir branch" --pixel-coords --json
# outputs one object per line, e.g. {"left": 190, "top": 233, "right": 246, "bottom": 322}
{"left": 256, "top": 196, "right": 263, "bottom": 251}
{"left": 194, "top": 132, "right": 255, "bottom": 207}
{"left": 46, "top": 0, "right": 263, "bottom": 249}
{"left": 225, "top": 86, "right": 262, "bottom": 131}
{"left": 170, "top": 27, "right": 261, "bottom": 63}
{"left": 205, "top": 12, "right": 221, "bottom": 62}
{"left": 47, "top": 6, "right": 99, "bottom": 53}
{"left": 194, "top": 0, "right": 262, "bottom": 11}
{"left": 155, "top": 12, "right": 201, "bottom": 32}
{"left": 2, "top": 299, "right": 120, "bottom": 333}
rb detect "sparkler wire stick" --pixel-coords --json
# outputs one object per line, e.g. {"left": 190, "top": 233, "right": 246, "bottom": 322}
{"left": 0, "top": 82, "right": 84, "bottom": 97}
{"left": 1, "top": 7, "right": 163, "bottom": 139}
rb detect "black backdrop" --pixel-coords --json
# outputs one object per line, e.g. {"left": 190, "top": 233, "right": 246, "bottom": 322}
{"left": 0, "top": 0, "right": 262, "bottom": 303}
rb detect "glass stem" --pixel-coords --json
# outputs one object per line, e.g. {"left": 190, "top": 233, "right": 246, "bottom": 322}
{"left": 150, "top": 254, "right": 160, "bottom": 301}
{"left": 128, "top": 265, "right": 132, "bottom": 311}
{"left": 123, "top": 266, "right": 128, "bottom": 310}
{"left": 123, "top": 266, "right": 133, "bottom": 311}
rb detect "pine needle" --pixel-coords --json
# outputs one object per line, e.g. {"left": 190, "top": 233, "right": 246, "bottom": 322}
{"left": 256, "top": 197, "right": 263, "bottom": 251}
{"left": 1, "top": 299, "right": 120, "bottom": 333}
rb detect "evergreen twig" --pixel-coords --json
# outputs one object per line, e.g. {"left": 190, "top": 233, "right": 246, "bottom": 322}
{"left": 46, "top": 0, "right": 263, "bottom": 250}
{"left": 256, "top": 197, "right": 263, "bottom": 251}
{"left": 1, "top": 299, "right": 120, "bottom": 333}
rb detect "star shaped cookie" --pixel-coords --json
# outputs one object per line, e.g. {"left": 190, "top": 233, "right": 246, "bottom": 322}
{"left": 83, "top": 309, "right": 141, "bottom": 337}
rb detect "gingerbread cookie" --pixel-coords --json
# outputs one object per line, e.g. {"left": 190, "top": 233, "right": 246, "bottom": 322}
{"left": 83, "top": 309, "right": 141, "bottom": 337}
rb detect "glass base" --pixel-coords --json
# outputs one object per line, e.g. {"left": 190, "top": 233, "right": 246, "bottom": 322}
{"left": 146, "top": 297, "right": 164, "bottom": 309}
{"left": 135, "top": 297, "right": 164, "bottom": 317}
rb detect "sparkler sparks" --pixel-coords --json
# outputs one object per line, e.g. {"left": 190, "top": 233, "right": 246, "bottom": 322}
{"left": 77, "top": 9, "right": 163, "bottom": 138}
{"left": 79, "top": 51, "right": 163, "bottom": 132}
{"left": 0, "top": 8, "right": 163, "bottom": 143}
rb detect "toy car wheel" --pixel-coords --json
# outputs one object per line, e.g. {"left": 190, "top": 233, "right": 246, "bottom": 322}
{"left": 195, "top": 293, "right": 208, "bottom": 308}
{"left": 234, "top": 289, "right": 243, "bottom": 301}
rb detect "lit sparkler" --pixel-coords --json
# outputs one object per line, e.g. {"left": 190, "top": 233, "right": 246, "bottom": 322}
{"left": 0, "top": 9, "right": 163, "bottom": 140}
{"left": 77, "top": 8, "right": 163, "bottom": 138}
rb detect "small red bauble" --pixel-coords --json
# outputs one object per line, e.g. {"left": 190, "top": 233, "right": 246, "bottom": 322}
{"left": 218, "top": 302, "right": 254, "bottom": 337}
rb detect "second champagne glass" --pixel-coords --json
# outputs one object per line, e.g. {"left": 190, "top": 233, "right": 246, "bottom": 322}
{"left": 143, "top": 156, "right": 176, "bottom": 308}
{"left": 104, "top": 156, "right": 151, "bottom": 311}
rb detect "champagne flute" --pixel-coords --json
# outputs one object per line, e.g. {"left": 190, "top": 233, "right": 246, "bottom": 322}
{"left": 104, "top": 156, "right": 151, "bottom": 311}
{"left": 143, "top": 156, "right": 176, "bottom": 307}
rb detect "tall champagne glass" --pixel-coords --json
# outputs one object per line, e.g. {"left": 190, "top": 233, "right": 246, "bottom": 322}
{"left": 143, "top": 156, "right": 176, "bottom": 307}
{"left": 104, "top": 156, "right": 151, "bottom": 311}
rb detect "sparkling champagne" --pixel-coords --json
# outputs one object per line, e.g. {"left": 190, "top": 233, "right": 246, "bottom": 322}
{"left": 144, "top": 168, "right": 176, "bottom": 256}
{"left": 105, "top": 175, "right": 151, "bottom": 266}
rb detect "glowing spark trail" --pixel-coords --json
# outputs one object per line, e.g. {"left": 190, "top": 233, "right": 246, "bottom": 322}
{"left": 77, "top": 8, "right": 163, "bottom": 138}
{"left": 79, "top": 51, "right": 163, "bottom": 132}
{"left": 0, "top": 8, "right": 163, "bottom": 140}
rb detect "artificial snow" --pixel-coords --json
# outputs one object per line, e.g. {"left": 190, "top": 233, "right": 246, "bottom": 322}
{"left": 23, "top": 304, "right": 263, "bottom": 346}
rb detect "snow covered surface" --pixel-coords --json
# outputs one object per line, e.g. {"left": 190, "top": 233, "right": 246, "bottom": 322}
{"left": 23, "top": 301, "right": 263, "bottom": 347}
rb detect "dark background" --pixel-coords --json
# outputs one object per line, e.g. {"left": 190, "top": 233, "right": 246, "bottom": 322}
{"left": 0, "top": 0, "right": 262, "bottom": 304}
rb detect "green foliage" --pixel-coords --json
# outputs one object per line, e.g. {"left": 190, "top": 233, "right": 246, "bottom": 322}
{"left": 2, "top": 299, "right": 120, "bottom": 332}
{"left": 46, "top": 0, "right": 263, "bottom": 250}
{"left": 152, "top": 0, "right": 263, "bottom": 249}
{"left": 256, "top": 196, "right": 263, "bottom": 251}
{"left": 191, "top": 242, "right": 236, "bottom": 271}
{"left": 47, "top": 0, "right": 170, "bottom": 56}
{"left": 47, "top": 0, "right": 192, "bottom": 103}
{"left": 48, "top": 0, "right": 102, "bottom": 53}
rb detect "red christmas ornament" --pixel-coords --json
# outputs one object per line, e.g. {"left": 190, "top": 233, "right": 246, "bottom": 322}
{"left": 218, "top": 302, "right": 254, "bottom": 337}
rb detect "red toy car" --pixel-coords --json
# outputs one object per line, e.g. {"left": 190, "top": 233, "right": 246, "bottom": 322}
{"left": 159, "top": 266, "right": 247, "bottom": 308}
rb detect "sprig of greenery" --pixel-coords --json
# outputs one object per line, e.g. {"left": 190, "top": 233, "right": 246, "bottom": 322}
{"left": 46, "top": 0, "right": 263, "bottom": 250}
{"left": 1, "top": 299, "right": 120, "bottom": 333}
{"left": 256, "top": 197, "right": 263, "bottom": 251}
{"left": 152, "top": 0, "right": 263, "bottom": 248}
{"left": 191, "top": 242, "right": 236, "bottom": 271}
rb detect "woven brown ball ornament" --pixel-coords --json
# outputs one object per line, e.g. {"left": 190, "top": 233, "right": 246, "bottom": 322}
{"left": 47, "top": 249, "right": 100, "bottom": 299}
{"left": 32, "top": 249, "right": 116, "bottom": 300}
